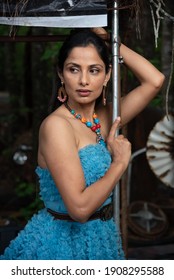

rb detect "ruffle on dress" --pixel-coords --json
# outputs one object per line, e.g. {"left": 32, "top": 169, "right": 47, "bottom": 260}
{"left": 0, "top": 144, "right": 125, "bottom": 260}
{"left": 0, "top": 209, "right": 124, "bottom": 260}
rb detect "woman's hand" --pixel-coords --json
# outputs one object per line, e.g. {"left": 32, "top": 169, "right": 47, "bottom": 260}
{"left": 91, "top": 27, "right": 111, "bottom": 49}
{"left": 91, "top": 27, "right": 112, "bottom": 51}
{"left": 107, "top": 117, "right": 131, "bottom": 168}
{"left": 91, "top": 27, "right": 109, "bottom": 40}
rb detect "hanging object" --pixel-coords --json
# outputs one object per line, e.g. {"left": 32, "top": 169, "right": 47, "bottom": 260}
{"left": 0, "top": 0, "right": 107, "bottom": 27}
{"left": 146, "top": 114, "right": 174, "bottom": 188}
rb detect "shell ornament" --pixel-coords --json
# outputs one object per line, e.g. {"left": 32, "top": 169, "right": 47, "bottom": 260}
{"left": 146, "top": 114, "right": 174, "bottom": 188}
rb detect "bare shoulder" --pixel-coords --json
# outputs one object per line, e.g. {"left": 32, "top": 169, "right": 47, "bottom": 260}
{"left": 39, "top": 110, "right": 76, "bottom": 142}
{"left": 38, "top": 110, "right": 78, "bottom": 167}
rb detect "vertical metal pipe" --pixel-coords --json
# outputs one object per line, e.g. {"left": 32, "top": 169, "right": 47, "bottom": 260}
{"left": 112, "top": 0, "right": 121, "bottom": 226}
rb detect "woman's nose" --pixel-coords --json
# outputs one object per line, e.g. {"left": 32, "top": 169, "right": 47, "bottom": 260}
{"left": 79, "top": 71, "right": 89, "bottom": 86}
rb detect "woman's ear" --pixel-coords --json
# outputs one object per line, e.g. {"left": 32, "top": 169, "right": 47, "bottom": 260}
{"left": 104, "top": 65, "right": 112, "bottom": 85}
{"left": 58, "top": 72, "right": 63, "bottom": 82}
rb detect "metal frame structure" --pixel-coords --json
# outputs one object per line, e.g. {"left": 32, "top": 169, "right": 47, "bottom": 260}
{"left": 111, "top": 0, "right": 121, "bottom": 226}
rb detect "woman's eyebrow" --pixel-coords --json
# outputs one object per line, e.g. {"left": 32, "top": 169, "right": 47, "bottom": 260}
{"left": 65, "top": 62, "right": 104, "bottom": 68}
{"left": 90, "top": 64, "right": 104, "bottom": 68}
{"left": 65, "top": 62, "right": 80, "bottom": 67}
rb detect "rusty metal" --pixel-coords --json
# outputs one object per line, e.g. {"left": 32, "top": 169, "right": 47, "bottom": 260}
{"left": 146, "top": 114, "right": 174, "bottom": 188}
{"left": 128, "top": 201, "right": 168, "bottom": 239}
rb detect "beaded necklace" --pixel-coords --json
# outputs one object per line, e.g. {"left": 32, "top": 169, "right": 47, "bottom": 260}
{"left": 64, "top": 102, "right": 106, "bottom": 147}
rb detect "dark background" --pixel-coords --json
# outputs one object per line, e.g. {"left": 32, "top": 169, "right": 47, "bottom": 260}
{"left": 0, "top": 0, "right": 174, "bottom": 259}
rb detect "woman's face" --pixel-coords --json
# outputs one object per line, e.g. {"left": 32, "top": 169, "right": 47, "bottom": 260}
{"left": 59, "top": 44, "right": 111, "bottom": 105}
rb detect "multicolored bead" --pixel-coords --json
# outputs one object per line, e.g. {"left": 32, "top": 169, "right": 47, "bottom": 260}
{"left": 64, "top": 103, "right": 106, "bottom": 147}
{"left": 86, "top": 121, "right": 92, "bottom": 127}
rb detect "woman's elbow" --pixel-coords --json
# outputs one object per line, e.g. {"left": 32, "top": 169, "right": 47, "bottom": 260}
{"left": 148, "top": 72, "right": 165, "bottom": 98}
{"left": 154, "top": 72, "right": 165, "bottom": 90}
{"left": 69, "top": 207, "right": 90, "bottom": 223}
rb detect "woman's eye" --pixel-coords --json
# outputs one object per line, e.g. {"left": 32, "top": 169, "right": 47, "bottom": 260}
{"left": 90, "top": 68, "right": 100, "bottom": 74}
{"left": 69, "top": 67, "right": 79, "bottom": 73}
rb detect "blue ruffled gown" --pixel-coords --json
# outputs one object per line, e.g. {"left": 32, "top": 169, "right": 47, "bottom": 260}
{"left": 0, "top": 144, "right": 125, "bottom": 260}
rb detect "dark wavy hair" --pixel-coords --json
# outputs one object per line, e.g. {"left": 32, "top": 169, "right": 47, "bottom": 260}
{"left": 49, "top": 29, "right": 111, "bottom": 113}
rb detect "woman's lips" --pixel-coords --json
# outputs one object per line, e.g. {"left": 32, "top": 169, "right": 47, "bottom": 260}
{"left": 77, "top": 90, "right": 91, "bottom": 97}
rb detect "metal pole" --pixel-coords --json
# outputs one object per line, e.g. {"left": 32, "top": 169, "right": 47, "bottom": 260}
{"left": 112, "top": 1, "right": 121, "bottom": 226}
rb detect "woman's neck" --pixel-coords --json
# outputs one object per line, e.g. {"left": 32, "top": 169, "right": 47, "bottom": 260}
{"left": 65, "top": 101, "right": 96, "bottom": 122}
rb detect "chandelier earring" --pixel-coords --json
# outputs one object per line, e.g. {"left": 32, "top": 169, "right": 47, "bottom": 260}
{"left": 57, "top": 81, "right": 67, "bottom": 103}
{"left": 102, "top": 84, "right": 107, "bottom": 106}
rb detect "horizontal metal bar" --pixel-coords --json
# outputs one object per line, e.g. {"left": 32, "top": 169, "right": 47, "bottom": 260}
{"left": 0, "top": 35, "right": 67, "bottom": 42}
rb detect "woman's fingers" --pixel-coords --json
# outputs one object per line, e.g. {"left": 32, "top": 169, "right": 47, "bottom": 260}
{"left": 107, "top": 117, "right": 121, "bottom": 142}
{"left": 106, "top": 117, "right": 131, "bottom": 161}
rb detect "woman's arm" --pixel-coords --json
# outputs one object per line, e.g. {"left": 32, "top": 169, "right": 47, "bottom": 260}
{"left": 38, "top": 115, "right": 131, "bottom": 223}
{"left": 120, "top": 43, "right": 165, "bottom": 126}
{"left": 92, "top": 27, "right": 165, "bottom": 126}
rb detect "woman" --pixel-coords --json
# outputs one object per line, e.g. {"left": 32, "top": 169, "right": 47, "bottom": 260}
{"left": 0, "top": 28, "right": 164, "bottom": 260}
